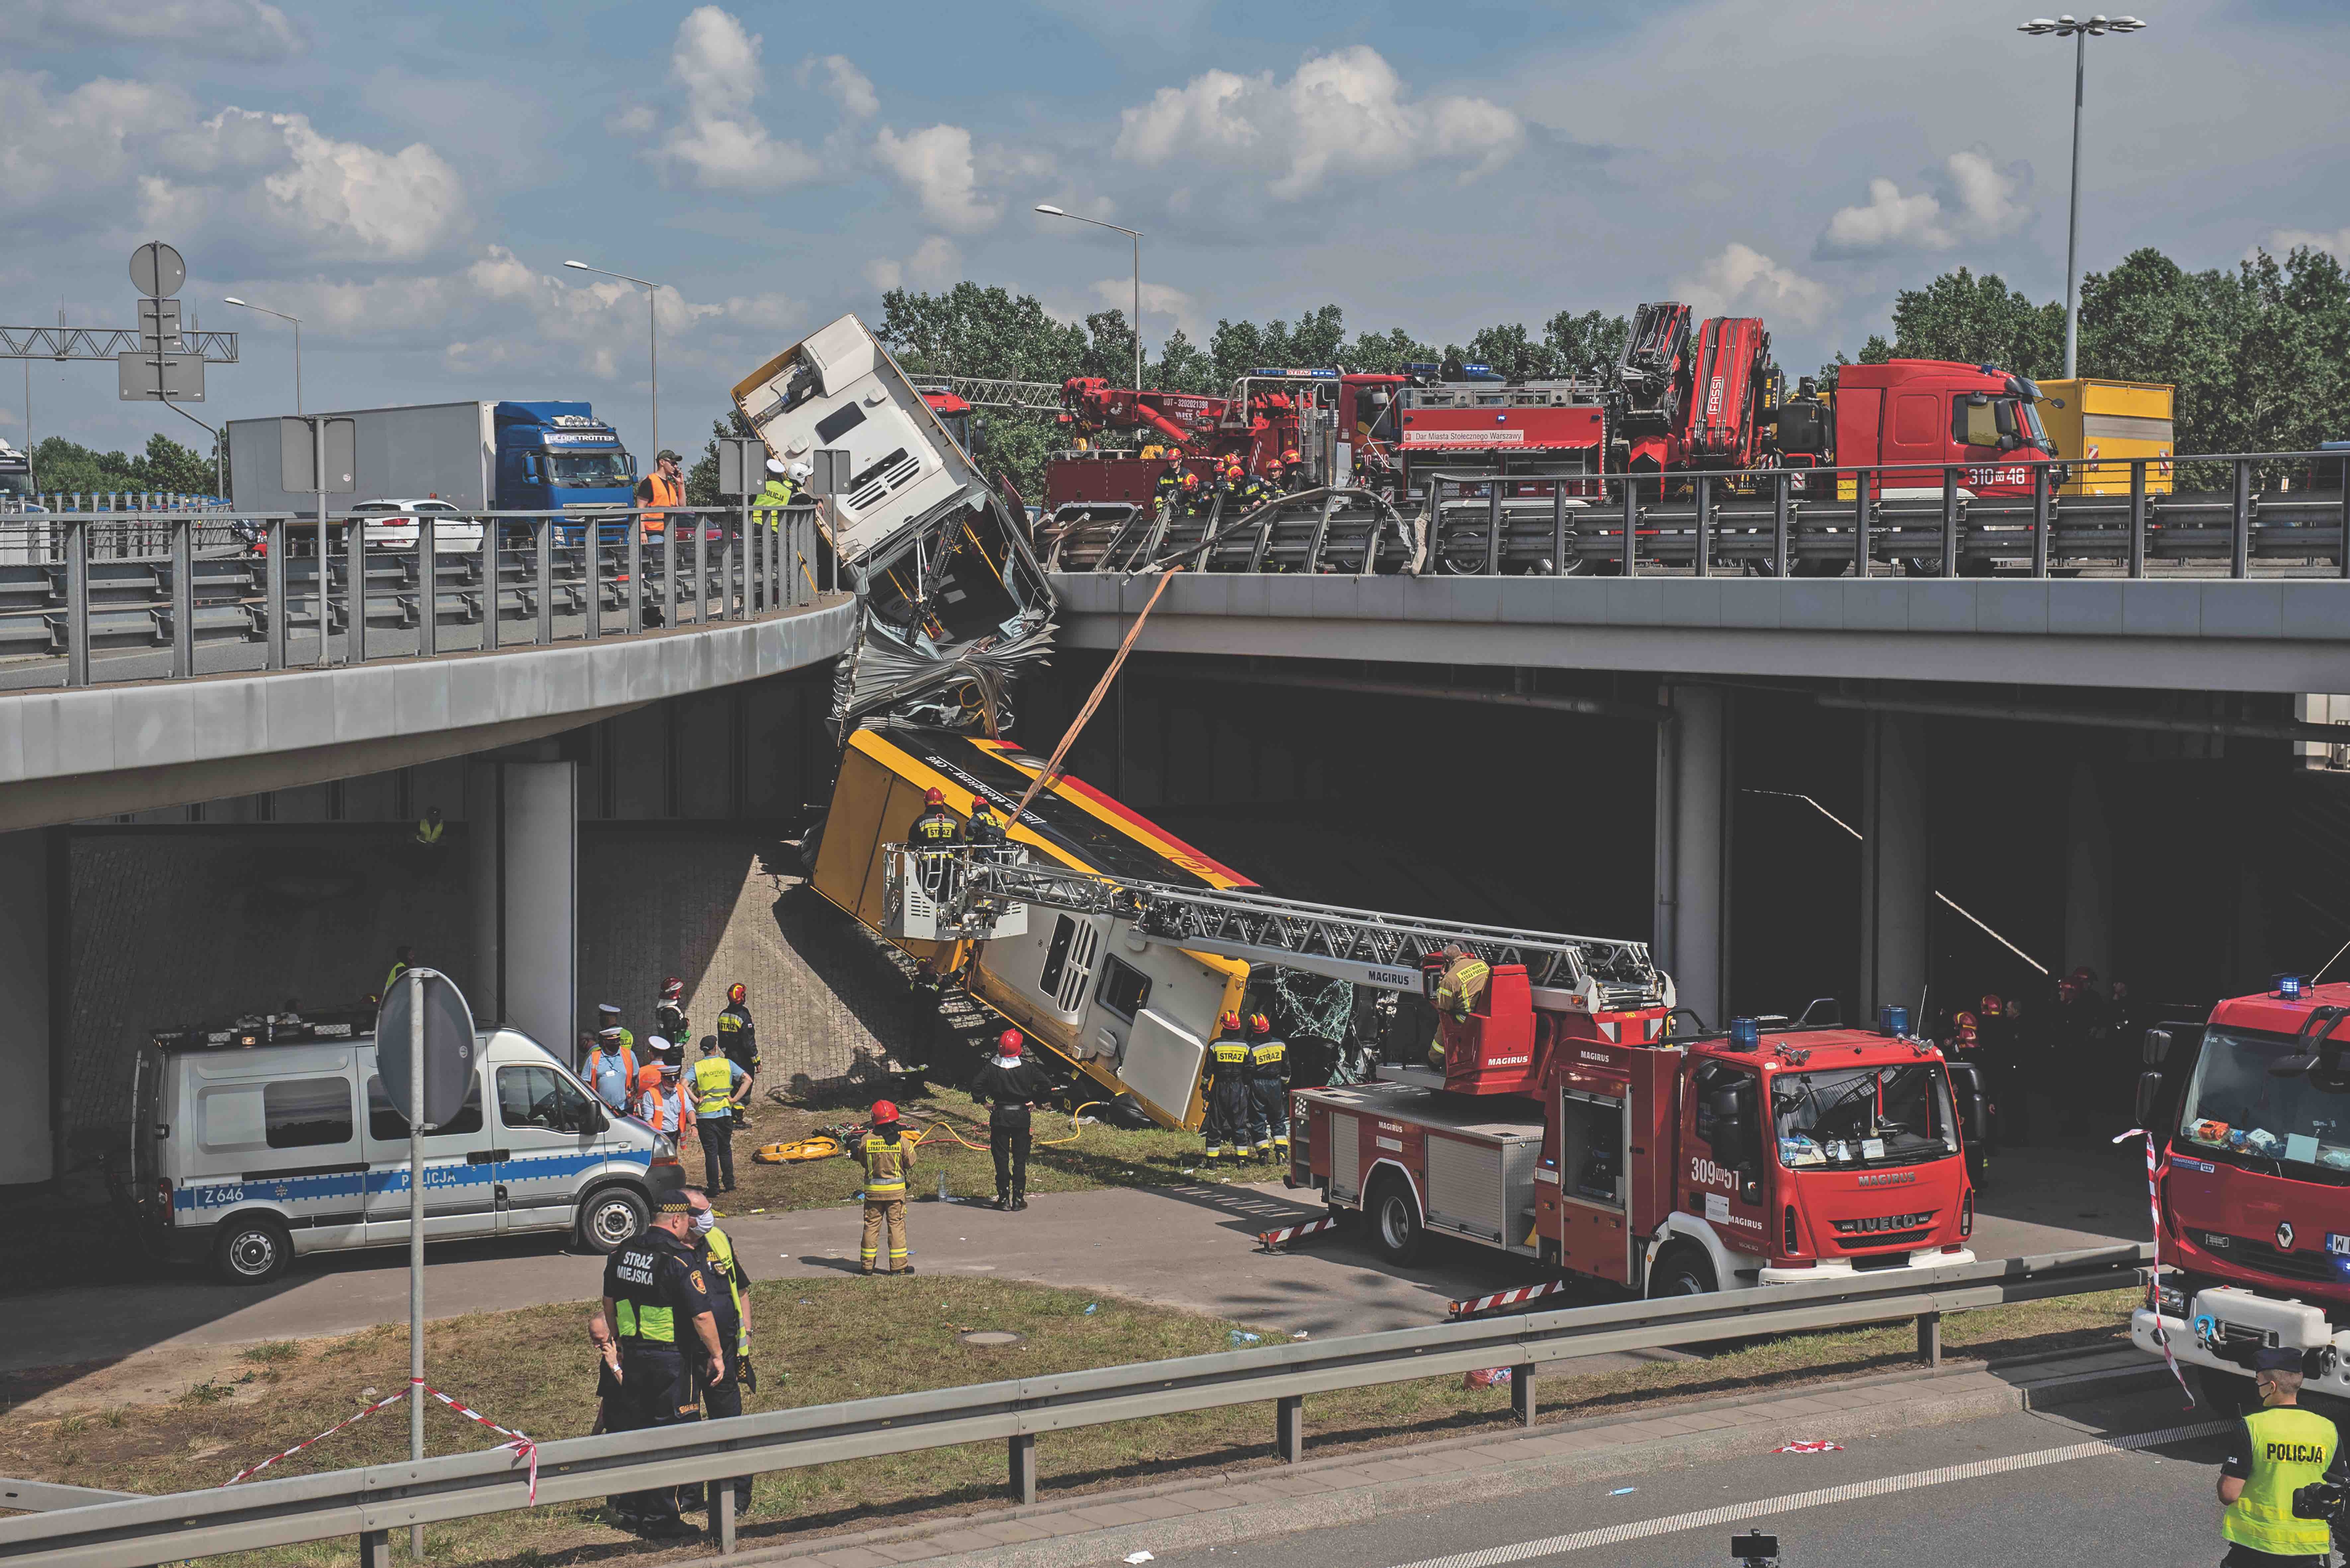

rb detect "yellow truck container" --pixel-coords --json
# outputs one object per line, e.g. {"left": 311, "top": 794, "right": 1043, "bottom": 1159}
{"left": 2034, "top": 378, "right": 2174, "bottom": 497}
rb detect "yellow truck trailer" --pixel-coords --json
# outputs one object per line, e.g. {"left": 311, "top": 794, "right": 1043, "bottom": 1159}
{"left": 810, "top": 723, "right": 1251, "bottom": 1129}
{"left": 2034, "top": 378, "right": 2174, "bottom": 497}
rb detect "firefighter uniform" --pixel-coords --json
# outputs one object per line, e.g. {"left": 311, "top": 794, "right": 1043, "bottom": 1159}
{"left": 858, "top": 1111, "right": 916, "bottom": 1273}
{"left": 602, "top": 1215, "right": 718, "bottom": 1530}
{"left": 1153, "top": 463, "right": 1187, "bottom": 515}
{"left": 2221, "top": 1359, "right": 2345, "bottom": 1564}
{"left": 717, "top": 987, "right": 758, "bottom": 1111}
{"left": 970, "top": 1033, "right": 1053, "bottom": 1210}
{"left": 1246, "top": 1024, "right": 1290, "bottom": 1158}
{"left": 911, "top": 800, "right": 962, "bottom": 899}
{"left": 695, "top": 1218, "right": 755, "bottom": 1515}
{"left": 1202, "top": 1024, "right": 1252, "bottom": 1164}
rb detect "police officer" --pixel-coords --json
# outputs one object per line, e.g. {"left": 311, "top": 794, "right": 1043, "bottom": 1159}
{"left": 2218, "top": 1345, "right": 2348, "bottom": 1565}
{"left": 971, "top": 1028, "right": 1053, "bottom": 1210}
{"left": 1245, "top": 1012, "right": 1290, "bottom": 1160}
{"left": 1201, "top": 1014, "right": 1252, "bottom": 1166}
{"left": 686, "top": 1186, "right": 755, "bottom": 1518}
{"left": 690, "top": 1036, "right": 750, "bottom": 1194}
{"left": 600, "top": 1191, "right": 724, "bottom": 1537}
{"left": 859, "top": 1101, "right": 916, "bottom": 1274}
{"left": 634, "top": 1063, "right": 692, "bottom": 1144}
{"left": 716, "top": 983, "right": 759, "bottom": 1120}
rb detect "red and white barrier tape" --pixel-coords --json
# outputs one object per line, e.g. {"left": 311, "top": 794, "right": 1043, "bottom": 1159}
{"left": 222, "top": 1386, "right": 406, "bottom": 1488}
{"left": 421, "top": 1380, "right": 541, "bottom": 1503}
{"left": 221, "top": 1378, "right": 540, "bottom": 1501}
{"left": 1450, "top": 1279, "right": 1572, "bottom": 1320}
{"left": 1257, "top": 1216, "right": 1339, "bottom": 1251}
{"left": 2116, "top": 1126, "right": 2194, "bottom": 1405}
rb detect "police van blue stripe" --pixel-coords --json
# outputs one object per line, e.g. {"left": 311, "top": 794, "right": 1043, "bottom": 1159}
{"left": 174, "top": 1148, "right": 652, "bottom": 1219}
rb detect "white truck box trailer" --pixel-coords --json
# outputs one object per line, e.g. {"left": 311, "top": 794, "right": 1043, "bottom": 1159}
{"left": 228, "top": 402, "right": 496, "bottom": 516}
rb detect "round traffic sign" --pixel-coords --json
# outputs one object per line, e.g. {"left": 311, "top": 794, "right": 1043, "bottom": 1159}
{"left": 129, "top": 242, "right": 186, "bottom": 300}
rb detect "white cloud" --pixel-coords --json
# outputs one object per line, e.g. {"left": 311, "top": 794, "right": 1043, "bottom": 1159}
{"left": 1115, "top": 46, "right": 1521, "bottom": 199}
{"left": 874, "top": 125, "right": 998, "bottom": 233}
{"left": 0, "top": 0, "right": 303, "bottom": 62}
{"left": 805, "top": 54, "right": 878, "bottom": 119}
{"left": 644, "top": 6, "right": 820, "bottom": 190}
{"left": 1092, "top": 278, "right": 1198, "bottom": 336}
{"left": 864, "top": 236, "right": 962, "bottom": 293}
{"left": 2263, "top": 227, "right": 2350, "bottom": 261}
{"left": 1817, "top": 148, "right": 2031, "bottom": 257}
{"left": 0, "top": 71, "right": 190, "bottom": 210}
{"left": 1672, "top": 243, "right": 1832, "bottom": 328}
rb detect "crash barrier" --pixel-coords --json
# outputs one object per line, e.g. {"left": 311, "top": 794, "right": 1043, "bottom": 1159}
{"left": 0, "top": 1241, "right": 2151, "bottom": 1565}
{"left": 1048, "top": 450, "right": 2350, "bottom": 580}
{"left": 0, "top": 497, "right": 240, "bottom": 564}
{"left": 0, "top": 505, "right": 835, "bottom": 689}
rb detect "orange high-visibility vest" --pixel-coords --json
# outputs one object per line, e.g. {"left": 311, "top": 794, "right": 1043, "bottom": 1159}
{"left": 640, "top": 472, "right": 682, "bottom": 534}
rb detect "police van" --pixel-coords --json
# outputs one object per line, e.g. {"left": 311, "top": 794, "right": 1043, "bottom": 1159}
{"left": 128, "top": 1009, "right": 681, "bottom": 1284}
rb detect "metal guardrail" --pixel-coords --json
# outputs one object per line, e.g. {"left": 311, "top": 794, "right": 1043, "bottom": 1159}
{"left": 0, "top": 1242, "right": 2152, "bottom": 1567}
{"left": 1052, "top": 449, "right": 2350, "bottom": 579}
{"left": 0, "top": 504, "right": 837, "bottom": 690}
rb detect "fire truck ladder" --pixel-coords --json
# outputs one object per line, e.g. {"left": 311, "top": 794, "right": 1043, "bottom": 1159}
{"left": 933, "top": 850, "right": 1668, "bottom": 1013}
{"left": 914, "top": 376, "right": 1068, "bottom": 412}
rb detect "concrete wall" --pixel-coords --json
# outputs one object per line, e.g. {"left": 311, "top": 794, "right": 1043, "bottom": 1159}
{"left": 0, "top": 831, "right": 54, "bottom": 1184}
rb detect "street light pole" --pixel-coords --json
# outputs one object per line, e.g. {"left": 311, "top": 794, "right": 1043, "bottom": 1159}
{"left": 2019, "top": 14, "right": 2146, "bottom": 379}
{"left": 223, "top": 297, "right": 303, "bottom": 413}
{"left": 1035, "top": 205, "right": 1145, "bottom": 391}
{"left": 564, "top": 260, "right": 664, "bottom": 460}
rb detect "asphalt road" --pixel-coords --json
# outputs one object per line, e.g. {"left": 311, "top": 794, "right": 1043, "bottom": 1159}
{"left": 1146, "top": 1379, "right": 2229, "bottom": 1568}
{"left": 11, "top": 1140, "right": 2142, "bottom": 1375}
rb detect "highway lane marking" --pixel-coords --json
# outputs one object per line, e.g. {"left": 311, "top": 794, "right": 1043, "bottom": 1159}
{"left": 1381, "top": 1420, "right": 2227, "bottom": 1568}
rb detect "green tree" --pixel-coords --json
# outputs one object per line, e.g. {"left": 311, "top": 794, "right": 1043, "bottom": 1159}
{"left": 1343, "top": 325, "right": 1436, "bottom": 374}
{"left": 687, "top": 410, "right": 756, "bottom": 507}
{"left": 26, "top": 431, "right": 217, "bottom": 497}
{"left": 1451, "top": 323, "right": 1558, "bottom": 380}
{"left": 1544, "top": 309, "right": 1630, "bottom": 377}
{"left": 1880, "top": 267, "right": 2064, "bottom": 378}
{"left": 1151, "top": 328, "right": 1219, "bottom": 393}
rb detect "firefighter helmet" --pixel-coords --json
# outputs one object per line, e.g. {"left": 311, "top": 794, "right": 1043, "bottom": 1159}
{"left": 871, "top": 1100, "right": 899, "bottom": 1124}
{"left": 728, "top": 982, "right": 746, "bottom": 1005}
{"left": 998, "top": 1029, "right": 1024, "bottom": 1058}
{"left": 1248, "top": 1012, "right": 1271, "bottom": 1035}
{"left": 1282, "top": 447, "right": 1300, "bottom": 464}
{"left": 924, "top": 786, "right": 945, "bottom": 805}
{"left": 1955, "top": 1011, "right": 1978, "bottom": 1031}
{"left": 1219, "top": 1011, "right": 1241, "bottom": 1032}
{"left": 1180, "top": 471, "right": 1201, "bottom": 489}
{"left": 1979, "top": 993, "right": 2003, "bottom": 1015}
{"left": 661, "top": 976, "right": 683, "bottom": 999}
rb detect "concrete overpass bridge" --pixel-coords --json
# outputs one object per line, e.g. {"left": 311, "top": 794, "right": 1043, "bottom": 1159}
{"left": 0, "top": 509, "right": 856, "bottom": 1183}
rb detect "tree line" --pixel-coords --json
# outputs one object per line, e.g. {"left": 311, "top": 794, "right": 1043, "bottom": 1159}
{"left": 21, "top": 432, "right": 221, "bottom": 498}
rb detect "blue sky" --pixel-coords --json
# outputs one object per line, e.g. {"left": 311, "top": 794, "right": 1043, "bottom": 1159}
{"left": 4, "top": 0, "right": 2346, "bottom": 469}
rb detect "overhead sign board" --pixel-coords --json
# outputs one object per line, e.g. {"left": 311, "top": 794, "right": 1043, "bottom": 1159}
{"left": 279, "top": 416, "right": 357, "bottom": 492}
{"left": 117, "top": 350, "right": 204, "bottom": 401}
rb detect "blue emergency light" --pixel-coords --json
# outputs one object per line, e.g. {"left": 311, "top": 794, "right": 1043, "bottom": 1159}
{"left": 1878, "top": 1004, "right": 1910, "bottom": 1037}
{"left": 1728, "top": 1017, "right": 1761, "bottom": 1052}
{"left": 2280, "top": 974, "right": 2308, "bottom": 999}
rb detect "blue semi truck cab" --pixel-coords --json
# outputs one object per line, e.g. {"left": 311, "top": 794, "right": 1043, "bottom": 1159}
{"left": 494, "top": 402, "right": 636, "bottom": 513}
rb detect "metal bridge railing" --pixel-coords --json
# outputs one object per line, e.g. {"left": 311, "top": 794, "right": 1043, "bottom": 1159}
{"left": 0, "top": 1241, "right": 2152, "bottom": 1566}
{"left": 1058, "top": 449, "right": 2350, "bottom": 580}
{"left": 0, "top": 504, "right": 838, "bottom": 691}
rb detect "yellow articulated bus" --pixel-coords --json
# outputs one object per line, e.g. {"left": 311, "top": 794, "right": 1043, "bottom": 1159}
{"left": 809, "top": 722, "right": 1252, "bottom": 1130}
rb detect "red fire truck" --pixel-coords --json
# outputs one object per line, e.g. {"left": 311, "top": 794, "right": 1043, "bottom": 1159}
{"left": 1291, "top": 990, "right": 1981, "bottom": 1297}
{"left": 2131, "top": 975, "right": 2350, "bottom": 1410}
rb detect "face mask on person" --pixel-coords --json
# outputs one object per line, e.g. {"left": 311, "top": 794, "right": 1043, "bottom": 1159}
{"left": 690, "top": 1209, "right": 715, "bottom": 1235}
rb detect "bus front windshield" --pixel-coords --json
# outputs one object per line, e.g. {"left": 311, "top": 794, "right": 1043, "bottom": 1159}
{"left": 1773, "top": 1062, "right": 1960, "bottom": 1168}
{"left": 546, "top": 451, "right": 635, "bottom": 489}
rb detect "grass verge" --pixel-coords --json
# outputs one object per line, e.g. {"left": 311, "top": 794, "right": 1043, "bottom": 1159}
{"left": 708, "top": 1083, "right": 1244, "bottom": 1213}
{"left": 0, "top": 1276, "right": 2137, "bottom": 1568}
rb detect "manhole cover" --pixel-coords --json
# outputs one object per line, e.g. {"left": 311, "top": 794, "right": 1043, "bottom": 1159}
{"left": 959, "top": 1330, "right": 1025, "bottom": 1347}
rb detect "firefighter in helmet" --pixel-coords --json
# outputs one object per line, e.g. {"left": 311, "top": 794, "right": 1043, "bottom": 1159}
{"left": 910, "top": 785, "right": 961, "bottom": 898}
{"left": 1153, "top": 449, "right": 1188, "bottom": 515}
{"left": 1178, "top": 468, "right": 1206, "bottom": 516}
{"left": 1245, "top": 1012, "right": 1290, "bottom": 1159}
{"left": 1201, "top": 1012, "right": 1252, "bottom": 1166}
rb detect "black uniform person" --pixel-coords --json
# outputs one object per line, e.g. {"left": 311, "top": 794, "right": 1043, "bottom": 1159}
{"left": 1245, "top": 1012, "right": 1290, "bottom": 1160}
{"left": 971, "top": 1028, "right": 1054, "bottom": 1210}
{"left": 1152, "top": 449, "right": 1188, "bottom": 515}
{"left": 600, "top": 1193, "right": 725, "bottom": 1538}
{"left": 1201, "top": 1012, "right": 1252, "bottom": 1166}
{"left": 716, "top": 982, "right": 758, "bottom": 1123}
{"left": 910, "top": 785, "right": 962, "bottom": 898}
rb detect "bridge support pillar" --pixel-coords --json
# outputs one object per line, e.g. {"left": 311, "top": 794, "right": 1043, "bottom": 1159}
{"left": 1655, "top": 685, "right": 1732, "bottom": 1030}
{"left": 469, "top": 756, "right": 578, "bottom": 1053}
{"left": 1859, "top": 713, "right": 1930, "bottom": 1025}
{"left": 0, "top": 830, "right": 55, "bottom": 1185}
{"left": 2063, "top": 758, "right": 2111, "bottom": 987}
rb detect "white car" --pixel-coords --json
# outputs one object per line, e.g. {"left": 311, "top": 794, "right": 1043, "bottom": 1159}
{"left": 342, "top": 498, "right": 485, "bottom": 553}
